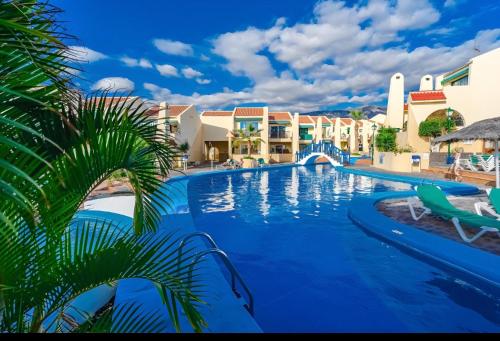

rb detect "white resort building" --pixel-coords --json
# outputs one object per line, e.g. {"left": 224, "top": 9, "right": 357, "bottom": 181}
{"left": 385, "top": 47, "right": 500, "bottom": 154}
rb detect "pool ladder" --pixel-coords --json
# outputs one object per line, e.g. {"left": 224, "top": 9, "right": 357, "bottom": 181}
{"left": 178, "top": 232, "right": 254, "bottom": 316}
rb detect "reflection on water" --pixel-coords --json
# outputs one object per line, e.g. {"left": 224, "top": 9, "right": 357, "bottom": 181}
{"left": 188, "top": 164, "right": 500, "bottom": 332}
{"left": 285, "top": 167, "right": 299, "bottom": 208}
{"left": 259, "top": 170, "right": 270, "bottom": 218}
{"left": 198, "top": 165, "right": 413, "bottom": 218}
{"left": 204, "top": 175, "right": 235, "bottom": 212}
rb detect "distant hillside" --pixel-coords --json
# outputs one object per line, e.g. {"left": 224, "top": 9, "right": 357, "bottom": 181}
{"left": 303, "top": 105, "right": 386, "bottom": 119}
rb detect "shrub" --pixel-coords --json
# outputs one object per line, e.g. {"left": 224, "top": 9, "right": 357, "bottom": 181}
{"left": 394, "top": 145, "right": 414, "bottom": 154}
{"left": 375, "top": 127, "right": 397, "bottom": 152}
{"left": 418, "top": 117, "right": 455, "bottom": 138}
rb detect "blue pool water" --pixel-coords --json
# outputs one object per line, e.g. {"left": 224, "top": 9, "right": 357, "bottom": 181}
{"left": 188, "top": 164, "right": 500, "bottom": 332}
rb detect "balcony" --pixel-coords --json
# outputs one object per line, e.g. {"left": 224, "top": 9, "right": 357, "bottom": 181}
{"left": 269, "top": 131, "right": 292, "bottom": 142}
{"left": 269, "top": 153, "right": 293, "bottom": 163}
{"left": 300, "top": 134, "right": 313, "bottom": 141}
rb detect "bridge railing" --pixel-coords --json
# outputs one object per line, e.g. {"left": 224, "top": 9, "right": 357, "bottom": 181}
{"left": 295, "top": 141, "right": 350, "bottom": 165}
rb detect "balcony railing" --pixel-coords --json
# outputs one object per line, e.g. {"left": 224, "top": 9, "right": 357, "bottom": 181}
{"left": 300, "top": 134, "right": 313, "bottom": 140}
{"left": 269, "top": 131, "right": 291, "bottom": 139}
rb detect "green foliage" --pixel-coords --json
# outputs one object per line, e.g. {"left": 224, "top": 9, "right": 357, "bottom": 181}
{"left": 375, "top": 127, "right": 397, "bottom": 152}
{"left": 178, "top": 141, "right": 190, "bottom": 153}
{"left": 1, "top": 1, "right": 205, "bottom": 333}
{"left": 418, "top": 118, "right": 455, "bottom": 138}
{"left": 349, "top": 110, "right": 365, "bottom": 121}
{"left": 232, "top": 124, "right": 265, "bottom": 157}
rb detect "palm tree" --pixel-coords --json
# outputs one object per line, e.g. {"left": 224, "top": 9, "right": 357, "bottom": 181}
{"left": 349, "top": 110, "right": 366, "bottom": 152}
{"left": 231, "top": 124, "right": 265, "bottom": 158}
{"left": 1, "top": 1, "right": 204, "bottom": 333}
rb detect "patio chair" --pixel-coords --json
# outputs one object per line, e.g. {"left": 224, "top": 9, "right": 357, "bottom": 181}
{"left": 478, "top": 155, "right": 495, "bottom": 172}
{"left": 407, "top": 185, "right": 500, "bottom": 243}
{"left": 458, "top": 157, "right": 478, "bottom": 171}
{"left": 474, "top": 188, "right": 500, "bottom": 220}
{"left": 215, "top": 159, "right": 234, "bottom": 170}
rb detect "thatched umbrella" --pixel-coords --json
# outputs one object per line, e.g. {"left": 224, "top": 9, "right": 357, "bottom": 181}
{"left": 433, "top": 117, "right": 500, "bottom": 188}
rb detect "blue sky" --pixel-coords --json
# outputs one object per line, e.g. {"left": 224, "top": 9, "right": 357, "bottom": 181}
{"left": 54, "top": 0, "right": 500, "bottom": 112}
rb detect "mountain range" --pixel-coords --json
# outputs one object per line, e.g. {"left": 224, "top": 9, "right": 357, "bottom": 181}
{"left": 303, "top": 105, "right": 386, "bottom": 119}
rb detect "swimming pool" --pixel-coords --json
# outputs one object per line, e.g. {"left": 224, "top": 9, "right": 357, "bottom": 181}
{"left": 188, "top": 164, "right": 500, "bottom": 332}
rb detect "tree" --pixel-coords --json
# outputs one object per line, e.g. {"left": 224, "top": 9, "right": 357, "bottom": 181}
{"left": 232, "top": 124, "right": 265, "bottom": 158}
{"left": 349, "top": 110, "right": 365, "bottom": 152}
{"left": 1, "top": 1, "right": 204, "bottom": 333}
{"left": 418, "top": 118, "right": 455, "bottom": 151}
{"left": 375, "top": 127, "right": 397, "bottom": 152}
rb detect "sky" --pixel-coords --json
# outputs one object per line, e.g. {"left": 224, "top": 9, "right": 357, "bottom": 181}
{"left": 53, "top": 0, "right": 500, "bottom": 112}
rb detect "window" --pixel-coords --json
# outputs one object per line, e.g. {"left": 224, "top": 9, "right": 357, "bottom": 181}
{"left": 463, "top": 139, "right": 474, "bottom": 145}
{"left": 270, "top": 126, "right": 287, "bottom": 138}
{"left": 169, "top": 124, "right": 178, "bottom": 133}
{"left": 299, "top": 127, "right": 309, "bottom": 135}
{"left": 271, "top": 145, "right": 290, "bottom": 154}
{"left": 240, "top": 121, "right": 259, "bottom": 130}
{"left": 451, "top": 75, "right": 469, "bottom": 86}
{"left": 240, "top": 145, "right": 249, "bottom": 155}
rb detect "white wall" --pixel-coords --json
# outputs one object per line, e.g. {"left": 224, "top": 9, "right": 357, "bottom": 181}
{"left": 177, "top": 105, "right": 203, "bottom": 162}
{"left": 385, "top": 73, "right": 405, "bottom": 129}
{"left": 419, "top": 75, "right": 434, "bottom": 91}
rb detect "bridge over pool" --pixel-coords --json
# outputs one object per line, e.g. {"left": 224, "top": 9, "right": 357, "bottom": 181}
{"left": 295, "top": 142, "right": 350, "bottom": 167}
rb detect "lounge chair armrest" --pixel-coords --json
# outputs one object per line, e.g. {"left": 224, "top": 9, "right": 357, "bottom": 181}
{"left": 474, "top": 201, "right": 500, "bottom": 219}
{"left": 407, "top": 197, "right": 430, "bottom": 221}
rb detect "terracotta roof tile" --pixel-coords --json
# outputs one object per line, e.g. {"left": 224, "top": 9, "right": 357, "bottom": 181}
{"left": 299, "top": 115, "right": 314, "bottom": 124}
{"left": 269, "top": 112, "right": 292, "bottom": 121}
{"left": 404, "top": 103, "right": 409, "bottom": 111}
{"left": 340, "top": 118, "right": 353, "bottom": 125}
{"left": 234, "top": 107, "right": 264, "bottom": 117}
{"left": 202, "top": 111, "right": 233, "bottom": 117}
{"left": 409, "top": 91, "right": 446, "bottom": 102}
{"left": 88, "top": 97, "right": 135, "bottom": 107}
{"left": 321, "top": 116, "right": 332, "bottom": 124}
{"left": 145, "top": 106, "right": 160, "bottom": 117}
{"left": 167, "top": 105, "right": 190, "bottom": 117}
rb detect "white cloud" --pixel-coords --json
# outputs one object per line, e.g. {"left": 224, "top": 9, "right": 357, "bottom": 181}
{"left": 142, "top": 1, "right": 500, "bottom": 112}
{"left": 196, "top": 78, "right": 211, "bottom": 85}
{"left": 212, "top": 19, "right": 285, "bottom": 81}
{"left": 182, "top": 67, "right": 203, "bottom": 79}
{"left": 200, "top": 54, "right": 210, "bottom": 61}
{"left": 425, "top": 27, "right": 456, "bottom": 36}
{"left": 91, "top": 77, "right": 135, "bottom": 92}
{"left": 121, "top": 56, "right": 153, "bottom": 68}
{"left": 156, "top": 64, "right": 179, "bottom": 77}
{"left": 153, "top": 39, "right": 194, "bottom": 56}
{"left": 67, "top": 46, "right": 108, "bottom": 63}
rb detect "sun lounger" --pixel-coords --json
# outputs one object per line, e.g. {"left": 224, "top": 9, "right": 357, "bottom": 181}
{"left": 478, "top": 155, "right": 495, "bottom": 172}
{"left": 474, "top": 188, "right": 500, "bottom": 220}
{"left": 408, "top": 185, "right": 500, "bottom": 243}
{"left": 458, "top": 157, "right": 478, "bottom": 171}
{"left": 216, "top": 159, "right": 235, "bottom": 170}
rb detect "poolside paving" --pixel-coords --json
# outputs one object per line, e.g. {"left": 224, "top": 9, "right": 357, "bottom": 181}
{"left": 377, "top": 194, "right": 500, "bottom": 256}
